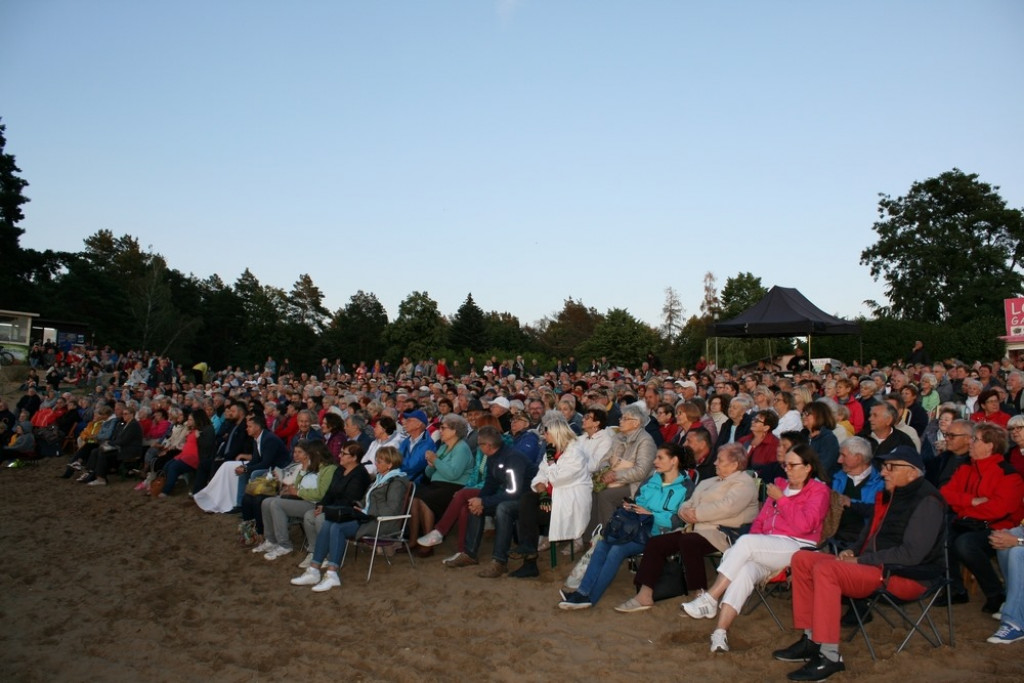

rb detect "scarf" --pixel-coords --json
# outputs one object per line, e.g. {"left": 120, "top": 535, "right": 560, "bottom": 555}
{"left": 363, "top": 468, "right": 403, "bottom": 515}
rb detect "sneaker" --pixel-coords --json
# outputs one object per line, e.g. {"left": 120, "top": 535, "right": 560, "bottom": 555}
{"left": 264, "top": 545, "right": 293, "bottom": 561}
{"left": 987, "top": 623, "right": 1024, "bottom": 644}
{"left": 992, "top": 604, "right": 1004, "bottom": 620}
{"left": 76, "top": 472, "right": 92, "bottom": 482}
{"left": 558, "top": 591, "right": 592, "bottom": 610}
{"left": 251, "top": 540, "right": 273, "bottom": 554}
{"left": 477, "top": 560, "right": 508, "bottom": 579}
{"left": 312, "top": 570, "right": 341, "bottom": 593}
{"left": 86, "top": 478, "right": 107, "bottom": 486}
{"left": 787, "top": 653, "right": 845, "bottom": 681}
{"left": 290, "top": 568, "right": 321, "bottom": 586}
{"left": 615, "top": 598, "right": 652, "bottom": 613}
{"left": 773, "top": 634, "right": 820, "bottom": 662}
{"left": 710, "top": 629, "right": 729, "bottom": 653}
{"left": 443, "top": 552, "right": 479, "bottom": 568}
{"left": 298, "top": 553, "right": 313, "bottom": 569}
{"left": 417, "top": 529, "right": 444, "bottom": 547}
{"left": 509, "top": 559, "right": 540, "bottom": 579}
{"left": 681, "top": 590, "right": 718, "bottom": 619}
{"left": 133, "top": 480, "right": 147, "bottom": 491}
{"left": 70, "top": 461, "right": 83, "bottom": 471}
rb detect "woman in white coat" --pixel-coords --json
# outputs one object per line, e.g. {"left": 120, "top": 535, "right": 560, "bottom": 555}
{"left": 507, "top": 413, "right": 592, "bottom": 578}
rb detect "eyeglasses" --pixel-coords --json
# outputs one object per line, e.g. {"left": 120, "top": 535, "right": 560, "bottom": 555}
{"left": 782, "top": 461, "right": 808, "bottom": 470}
{"left": 1009, "top": 426, "right": 1024, "bottom": 432}
{"left": 943, "top": 432, "right": 970, "bottom": 438}
{"left": 882, "top": 462, "right": 915, "bottom": 471}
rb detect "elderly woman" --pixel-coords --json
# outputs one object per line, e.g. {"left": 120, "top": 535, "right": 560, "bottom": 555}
{"left": 708, "top": 394, "right": 730, "bottom": 434}
{"left": 559, "top": 442, "right": 691, "bottom": 609}
{"left": 289, "top": 446, "right": 408, "bottom": 593}
{"left": 136, "top": 407, "right": 190, "bottom": 491}
{"left": 740, "top": 409, "right": 780, "bottom": 474}
{"left": 971, "top": 389, "right": 1012, "bottom": 428}
{"left": 559, "top": 397, "right": 584, "bottom": 435}
{"left": 803, "top": 402, "right": 840, "bottom": 476}
{"left": 615, "top": 443, "right": 760, "bottom": 612}
{"left": 254, "top": 439, "right": 338, "bottom": 560}
{"left": 363, "top": 416, "right": 402, "bottom": 476}
{"left": 1006, "top": 414, "right": 1024, "bottom": 472}
{"left": 772, "top": 391, "right": 803, "bottom": 437}
{"left": 919, "top": 373, "right": 941, "bottom": 415}
{"left": 941, "top": 423, "right": 1024, "bottom": 612}
{"left": 0, "top": 421, "right": 35, "bottom": 462}
{"left": 297, "top": 442, "right": 373, "bottom": 568}
{"left": 504, "top": 414, "right": 592, "bottom": 578}
{"left": 407, "top": 413, "right": 473, "bottom": 557}
{"left": 587, "top": 402, "right": 658, "bottom": 539}
{"left": 681, "top": 444, "right": 830, "bottom": 653}
{"left": 715, "top": 395, "right": 752, "bottom": 451}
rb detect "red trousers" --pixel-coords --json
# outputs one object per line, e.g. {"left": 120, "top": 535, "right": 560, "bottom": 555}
{"left": 791, "top": 550, "right": 926, "bottom": 645}
{"left": 434, "top": 488, "right": 481, "bottom": 552}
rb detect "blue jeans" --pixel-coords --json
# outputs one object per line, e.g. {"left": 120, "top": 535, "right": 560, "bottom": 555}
{"left": 313, "top": 519, "right": 360, "bottom": 568}
{"left": 576, "top": 537, "right": 646, "bottom": 604}
{"left": 467, "top": 499, "right": 519, "bottom": 563}
{"left": 161, "top": 458, "right": 195, "bottom": 496}
{"left": 996, "top": 527, "right": 1023, "bottom": 630}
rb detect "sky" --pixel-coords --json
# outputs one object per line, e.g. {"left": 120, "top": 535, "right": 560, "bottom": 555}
{"left": 2, "top": 1, "right": 1023, "bottom": 330}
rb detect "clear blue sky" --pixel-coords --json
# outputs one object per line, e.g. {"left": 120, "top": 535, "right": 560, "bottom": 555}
{"left": 3, "top": 1, "right": 1022, "bottom": 329}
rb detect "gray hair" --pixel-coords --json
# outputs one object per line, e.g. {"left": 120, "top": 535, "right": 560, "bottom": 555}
{"left": 717, "top": 442, "right": 748, "bottom": 470}
{"left": 541, "top": 413, "right": 577, "bottom": 452}
{"left": 1008, "top": 413, "right": 1024, "bottom": 430}
{"left": 731, "top": 394, "right": 753, "bottom": 411}
{"left": 621, "top": 402, "right": 649, "bottom": 426}
{"left": 346, "top": 413, "right": 367, "bottom": 430}
{"left": 839, "top": 436, "right": 873, "bottom": 464}
{"left": 963, "top": 378, "right": 983, "bottom": 392}
{"left": 441, "top": 413, "right": 469, "bottom": 440}
{"left": 920, "top": 373, "right": 936, "bottom": 387}
{"left": 860, "top": 379, "right": 877, "bottom": 394}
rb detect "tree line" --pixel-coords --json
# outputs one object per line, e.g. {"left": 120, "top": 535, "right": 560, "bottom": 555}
{"left": 3, "top": 120, "right": 1020, "bottom": 373}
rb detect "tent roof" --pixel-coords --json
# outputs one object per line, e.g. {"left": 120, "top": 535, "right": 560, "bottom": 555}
{"left": 711, "top": 286, "right": 861, "bottom": 337}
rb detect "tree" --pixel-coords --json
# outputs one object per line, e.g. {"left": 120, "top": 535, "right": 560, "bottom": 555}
{"left": 384, "top": 291, "right": 447, "bottom": 361}
{"left": 535, "top": 297, "right": 604, "bottom": 358}
{"left": 720, "top": 272, "right": 767, "bottom": 320}
{"left": 700, "top": 272, "right": 721, "bottom": 320}
{"left": 483, "top": 310, "right": 531, "bottom": 352}
{"left": 0, "top": 120, "right": 31, "bottom": 302}
{"left": 577, "top": 308, "right": 661, "bottom": 367}
{"left": 448, "top": 293, "right": 488, "bottom": 352}
{"left": 860, "top": 169, "right": 1024, "bottom": 324}
{"left": 287, "top": 274, "right": 331, "bottom": 331}
{"left": 661, "top": 286, "right": 684, "bottom": 339}
{"left": 321, "top": 290, "right": 389, "bottom": 364}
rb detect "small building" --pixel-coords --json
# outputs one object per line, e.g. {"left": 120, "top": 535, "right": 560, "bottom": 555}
{"left": 0, "top": 309, "right": 40, "bottom": 362}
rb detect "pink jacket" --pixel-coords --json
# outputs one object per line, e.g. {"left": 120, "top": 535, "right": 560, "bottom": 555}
{"left": 750, "top": 477, "right": 830, "bottom": 543}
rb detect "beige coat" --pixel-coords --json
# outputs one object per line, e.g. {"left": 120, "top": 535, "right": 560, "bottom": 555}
{"left": 681, "top": 470, "right": 760, "bottom": 551}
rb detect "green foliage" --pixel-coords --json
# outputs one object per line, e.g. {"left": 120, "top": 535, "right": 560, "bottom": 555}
{"left": 0, "top": 120, "right": 31, "bottom": 302}
{"left": 483, "top": 311, "right": 531, "bottom": 352}
{"left": 720, "top": 272, "right": 767, "bottom": 320}
{"left": 576, "top": 308, "right": 661, "bottom": 367}
{"left": 287, "top": 274, "right": 330, "bottom": 331}
{"left": 860, "top": 169, "right": 1024, "bottom": 325}
{"left": 448, "top": 293, "right": 487, "bottom": 353}
{"left": 536, "top": 298, "right": 603, "bottom": 358}
{"left": 384, "top": 291, "right": 447, "bottom": 362}
{"left": 320, "top": 290, "right": 389, "bottom": 365}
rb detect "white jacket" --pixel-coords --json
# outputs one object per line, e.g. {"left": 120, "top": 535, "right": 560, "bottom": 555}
{"left": 530, "top": 439, "right": 592, "bottom": 541}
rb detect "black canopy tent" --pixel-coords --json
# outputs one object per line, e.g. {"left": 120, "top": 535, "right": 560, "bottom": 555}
{"left": 710, "top": 286, "right": 861, "bottom": 364}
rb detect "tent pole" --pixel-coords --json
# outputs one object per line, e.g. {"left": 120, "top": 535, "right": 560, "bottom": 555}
{"left": 808, "top": 334, "right": 812, "bottom": 362}
{"left": 715, "top": 337, "right": 719, "bottom": 370}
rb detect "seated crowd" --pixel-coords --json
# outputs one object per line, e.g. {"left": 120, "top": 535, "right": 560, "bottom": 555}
{"left": 8, "top": 345, "right": 1024, "bottom": 681}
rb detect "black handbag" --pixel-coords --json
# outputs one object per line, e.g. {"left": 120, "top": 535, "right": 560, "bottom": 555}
{"left": 651, "top": 554, "right": 687, "bottom": 602}
{"left": 323, "top": 505, "right": 372, "bottom": 524}
{"left": 603, "top": 507, "right": 653, "bottom": 546}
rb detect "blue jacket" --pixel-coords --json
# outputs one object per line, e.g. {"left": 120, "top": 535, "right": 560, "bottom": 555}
{"left": 400, "top": 432, "right": 435, "bottom": 483}
{"left": 479, "top": 444, "right": 536, "bottom": 510}
{"left": 512, "top": 430, "right": 543, "bottom": 467}
{"left": 635, "top": 471, "right": 691, "bottom": 535}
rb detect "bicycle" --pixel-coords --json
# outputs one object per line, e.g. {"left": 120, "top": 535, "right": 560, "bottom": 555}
{"left": 0, "top": 345, "right": 15, "bottom": 366}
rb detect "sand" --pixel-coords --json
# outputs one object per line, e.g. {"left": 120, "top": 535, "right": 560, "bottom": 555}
{"left": 1, "top": 458, "right": 1022, "bottom": 683}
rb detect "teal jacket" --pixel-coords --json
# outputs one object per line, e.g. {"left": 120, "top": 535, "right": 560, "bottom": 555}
{"left": 635, "top": 471, "right": 690, "bottom": 535}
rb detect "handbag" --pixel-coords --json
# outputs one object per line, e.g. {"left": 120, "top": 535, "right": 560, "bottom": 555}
{"left": 322, "top": 505, "right": 372, "bottom": 524}
{"left": 245, "top": 476, "right": 280, "bottom": 497}
{"left": 149, "top": 473, "right": 166, "bottom": 498}
{"left": 603, "top": 507, "right": 653, "bottom": 546}
{"left": 951, "top": 517, "right": 990, "bottom": 534}
{"left": 651, "top": 554, "right": 687, "bottom": 601}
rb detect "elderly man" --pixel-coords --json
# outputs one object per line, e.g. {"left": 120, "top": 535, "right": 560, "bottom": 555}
{"left": 510, "top": 411, "right": 543, "bottom": 466}
{"left": 489, "top": 395, "right": 512, "bottom": 432}
{"left": 831, "top": 436, "right": 885, "bottom": 548}
{"left": 1006, "top": 370, "right": 1024, "bottom": 416}
{"left": 773, "top": 446, "right": 946, "bottom": 681}
{"left": 863, "top": 403, "right": 915, "bottom": 456}
{"left": 399, "top": 409, "right": 435, "bottom": 484}
{"left": 925, "top": 418, "right": 972, "bottom": 488}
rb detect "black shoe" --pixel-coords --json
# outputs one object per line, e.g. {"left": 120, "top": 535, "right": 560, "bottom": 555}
{"left": 840, "top": 602, "right": 872, "bottom": 627}
{"left": 59, "top": 467, "right": 75, "bottom": 479}
{"left": 950, "top": 591, "right": 969, "bottom": 605}
{"left": 509, "top": 559, "right": 539, "bottom": 578}
{"left": 228, "top": 506, "right": 242, "bottom": 515}
{"left": 773, "top": 635, "right": 820, "bottom": 662}
{"left": 983, "top": 594, "right": 1007, "bottom": 614}
{"left": 787, "top": 653, "right": 845, "bottom": 682}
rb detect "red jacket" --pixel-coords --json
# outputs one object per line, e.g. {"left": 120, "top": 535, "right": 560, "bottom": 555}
{"left": 940, "top": 454, "right": 1024, "bottom": 529}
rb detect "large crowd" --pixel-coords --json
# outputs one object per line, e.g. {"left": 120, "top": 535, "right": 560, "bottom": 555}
{"left": 3, "top": 341, "right": 1024, "bottom": 681}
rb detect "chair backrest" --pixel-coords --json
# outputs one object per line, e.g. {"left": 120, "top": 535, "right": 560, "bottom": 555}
{"left": 385, "top": 480, "right": 416, "bottom": 541}
{"left": 819, "top": 489, "right": 845, "bottom": 544}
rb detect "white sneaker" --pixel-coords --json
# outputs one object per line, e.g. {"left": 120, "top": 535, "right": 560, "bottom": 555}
{"left": 710, "top": 629, "right": 730, "bottom": 653}
{"left": 312, "top": 570, "right": 341, "bottom": 592}
{"left": 992, "top": 603, "right": 1005, "bottom": 621}
{"left": 418, "top": 529, "right": 444, "bottom": 547}
{"left": 251, "top": 540, "right": 273, "bottom": 554}
{"left": 298, "top": 553, "right": 313, "bottom": 569}
{"left": 681, "top": 590, "right": 719, "bottom": 619}
{"left": 264, "top": 545, "right": 293, "bottom": 561}
{"left": 290, "top": 568, "right": 321, "bottom": 586}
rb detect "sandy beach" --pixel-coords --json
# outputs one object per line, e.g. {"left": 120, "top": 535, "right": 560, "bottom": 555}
{"left": 1, "top": 457, "right": 1022, "bottom": 682}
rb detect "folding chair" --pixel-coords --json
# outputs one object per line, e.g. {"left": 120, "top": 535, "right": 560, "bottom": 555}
{"left": 341, "top": 481, "right": 416, "bottom": 582}
{"left": 845, "top": 525, "right": 954, "bottom": 661}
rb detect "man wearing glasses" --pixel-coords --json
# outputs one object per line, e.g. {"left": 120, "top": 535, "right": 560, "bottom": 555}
{"left": 925, "top": 419, "right": 972, "bottom": 488}
{"left": 773, "top": 446, "right": 946, "bottom": 681}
